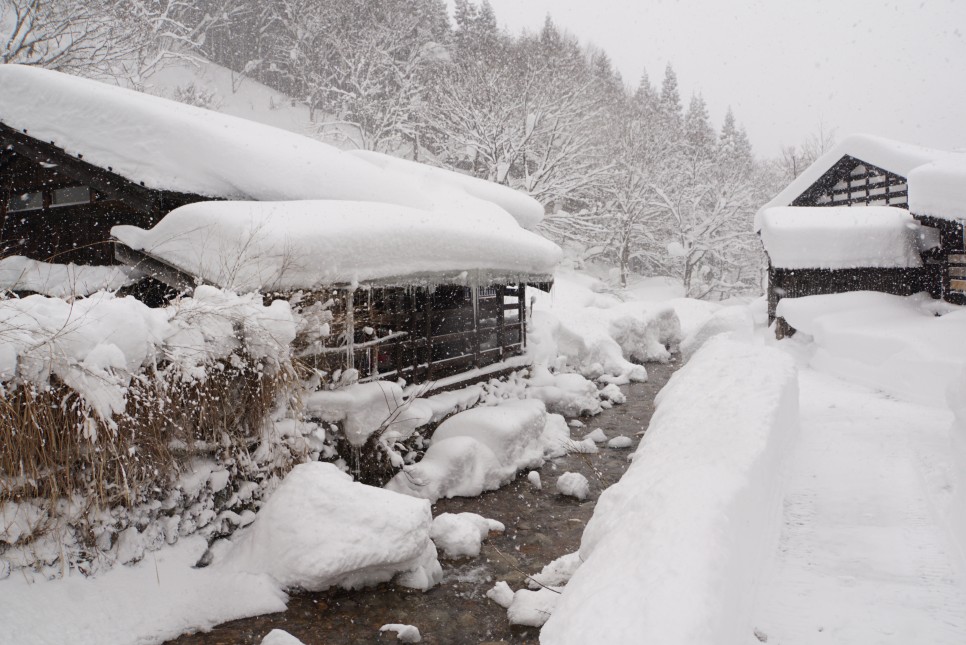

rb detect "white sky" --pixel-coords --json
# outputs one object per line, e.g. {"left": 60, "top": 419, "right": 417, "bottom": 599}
{"left": 469, "top": 0, "right": 966, "bottom": 157}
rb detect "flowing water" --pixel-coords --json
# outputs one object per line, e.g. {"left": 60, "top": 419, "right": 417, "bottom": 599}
{"left": 166, "top": 361, "right": 678, "bottom": 645}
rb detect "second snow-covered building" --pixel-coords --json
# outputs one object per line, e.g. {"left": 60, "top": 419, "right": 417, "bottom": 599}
{"left": 756, "top": 134, "right": 966, "bottom": 334}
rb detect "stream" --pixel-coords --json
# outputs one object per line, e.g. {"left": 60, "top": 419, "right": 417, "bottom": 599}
{"left": 166, "top": 360, "right": 678, "bottom": 645}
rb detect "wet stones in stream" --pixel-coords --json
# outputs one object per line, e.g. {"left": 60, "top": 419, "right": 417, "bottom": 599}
{"left": 165, "top": 361, "right": 677, "bottom": 645}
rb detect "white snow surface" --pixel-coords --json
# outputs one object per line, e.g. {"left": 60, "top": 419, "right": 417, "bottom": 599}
{"left": 487, "top": 581, "right": 516, "bottom": 608}
{"left": 541, "top": 336, "right": 799, "bottom": 645}
{"left": 555, "top": 472, "right": 590, "bottom": 501}
{"left": 909, "top": 153, "right": 966, "bottom": 221}
{"left": 429, "top": 512, "right": 504, "bottom": 559}
{"left": 0, "top": 535, "right": 288, "bottom": 645}
{"left": 260, "top": 630, "right": 306, "bottom": 645}
{"left": 304, "top": 381, "right": 432, "bottom": 447}
{"left": 113, "top": 199, "right": 561, "bottom": 292}
{"left": 528, "top": 552, "right": 583, "bottom": 590}
{"left": 606, "top": 435, "right": 633, "bottom": 449}
{"left": 761, "top": 133, "right": 949, "bottom": 211}
{"left": 223, "top": 462, "right": 441, "bottom": 592}
{"left": 0, "top": 256, "right": 142, "bottom": 297}
{"left": 757, "top": 206, "right": 932, "bottom": 269}
{"left": 777, "top": 291, "right": 966, "bottom": 407}
{"left": 349, "top": 149, "right": 545, "bottom": 230}
{"left": 385, "top": 399, "right": 565, "bottom": 503}
{"left": 750, "top": 368, "right": 966, "bottom": 644}
{"left": 379, "top": 624, "right": 422, "bottom": 643}
{"left": 507, "top": 587, "right": 561, "bottom": 627}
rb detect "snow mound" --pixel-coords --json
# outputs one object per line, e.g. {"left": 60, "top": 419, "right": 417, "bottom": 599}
{"left": 304, "top": 382, "right": 431, "bottom": 447}
{"left": 507, "top": 587, "right": 561, "bottom": 627}
{"left": 541, "top": 337, "right": 799, "bottom": 645}
{"left": 567, "top": 438, "right": 598, "bottom": 455}
{"left": 680, "top": 305, "right": 755, "bottom": 361}
{"left": 607, "top": 435, "right": 633, "bottom": 449}
{"left": 386, "top": 400, "right": 558, "bottom": 503}
{"left": 556, "top": 473, "right": 590, "bottom": 500}
{"left": 487, "top": 581, "right": 515, "bottom": 608}
{"left": 777, "top": 291, "right": 966, "bottom": 407}
{"left": 584, "top": 428, "right": 607, "bottom": 443}
{"left": 0, "top": 256, "right": 142, "bottom": 297}
{"left": 261, "top": 630, "right": 306, "bottom": 645}
{"left": 528, "top": 471, "right": 542, "bottom": 489}
{"left": 527, "top": 368, "right": 602, "bottom": 417}
{"left": 379, "top": 624, "right": 422, "bottom": 643}
{"left": 528, "top": 552, "right": 582, "bottom": 589}
{"left": 430, "top": 512, "right": 504, "bottom": 559}
{"left": 224, "top": 462, "right": 441, "bottom": 592}
{"left": 609, "top": 306, "right": 682, "bottom": 363}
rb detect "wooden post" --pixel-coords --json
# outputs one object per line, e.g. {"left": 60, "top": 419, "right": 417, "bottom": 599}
{"left": 496, "top": 284, "right": 506, "bottom": 360}
{"left": 425, "top": 287, "right": 434, "bottom": 380}
{"left": 471, "top": 278, "right": 481, "bottom": 368}
{"left": 345, "top": 289, "right": 355, "bottom": 371}
{"left": 519, "top": 282, "right": 527, "bottom": 350}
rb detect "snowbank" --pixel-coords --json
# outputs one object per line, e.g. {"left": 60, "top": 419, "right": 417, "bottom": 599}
{"left": 777, "top": 291, "right": 966, "bottom": 407}
{"left": 541, "top": 337, "right": 799, "bottom": 645}
{"left": 947, "top": 366, "right": 966, "bottom": 568}
{"left": 113, "top": 200, "right": 560, "bottom": 292}
{"left": 909, "top": 153, "right": 966, "bottom": 221}
{"left": 224, "top": 462, "right": 441, "bottom": 592}
{"left": 0, "top": 256, "right": 142, "bottom": 297}
{"left": 757, "top": 206, "right": 932, "bottom": 269}
{"left": 385, "top": 400, "right": 565, "bottom": 503}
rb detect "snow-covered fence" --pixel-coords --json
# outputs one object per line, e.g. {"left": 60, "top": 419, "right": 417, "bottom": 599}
{"left": 541, "top": 337, "right": 799, "bottom": 645}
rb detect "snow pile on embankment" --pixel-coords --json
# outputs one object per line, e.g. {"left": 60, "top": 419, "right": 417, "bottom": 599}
{"left": 778, "top": 291, "right": 966, "bottom": 407}
{"left": 541, "top": 337, "right": 799, "bottom": 645}
{"left": 223, "top": 462, "right": 441, "bottom": 591}
{"left": 385, "top": 399, "right": 569, "bottom": 503}
{"left": 527, "top": 270, "right": 685, "bottom": 386}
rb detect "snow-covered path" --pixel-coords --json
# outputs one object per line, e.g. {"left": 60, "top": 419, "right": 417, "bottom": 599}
{"left": 752, "top": 368, "right": 966, "bottom": 644}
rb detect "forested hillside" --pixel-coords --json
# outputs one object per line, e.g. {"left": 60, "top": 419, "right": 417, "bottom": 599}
{"left": 1, "top": 0, "right": 825, "bottom": 298}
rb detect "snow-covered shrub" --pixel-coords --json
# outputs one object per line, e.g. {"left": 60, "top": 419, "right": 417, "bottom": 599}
{"left": 0, "top": 288, "right": 308, "bottom": 575}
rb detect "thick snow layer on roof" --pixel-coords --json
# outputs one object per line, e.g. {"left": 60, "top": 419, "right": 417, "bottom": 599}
{"left": 0, "top": 256, "right": 141, "bottom": 297}
{"left": 762, "top": 134, "right": 948, "bottom": 210}
{"left": 350, "top": 150, "right": 546, "bottom": 229}
{"left": 112, "top": 200, "right": 560, "bottom": 291}
{"left": 0, "top": 66, "right": 431, "bottom": 206}
{"left": 757, "top": 206, "right": 932, "bottom": 270}
{"left": 909, "top": 154, "right": 966, "bottom": 221}
{"left": 0, "top": 65, "right": 540, "bottom": 227}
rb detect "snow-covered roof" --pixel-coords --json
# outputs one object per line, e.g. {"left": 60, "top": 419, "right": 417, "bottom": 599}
{"left": 0, "top": 65, "right": 545, "bottom": 230}
{"left": 761, "top": 134, "right": 949, "bottom": 210}
{"left": 112, "top": 200, "right": 561, "bottom": 292}
{"left": 909, "top": 155, "right": 966, "bottom": 221}
{"left": 758, "top": 206, "right": 934, "bottom": 270}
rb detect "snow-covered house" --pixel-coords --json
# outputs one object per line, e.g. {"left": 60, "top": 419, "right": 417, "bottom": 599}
{"left": 0, "top": 65, "right": 561, "bottom": 383}
{"left": 756, "top": 134, "right": 966, "bottom": 334}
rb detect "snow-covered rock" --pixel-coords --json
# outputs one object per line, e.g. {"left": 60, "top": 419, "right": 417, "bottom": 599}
{"left": 606, "top": 435, "right": 633, "bottom": 449}
{"left": 526, "top": 368, "right": 603, "bottom": 417}
{"left": 224, "top": 462, "right": 441, "bottom": 592}
{"left": 430, "top": 513, "right": 504, "bottom": 559}
{"left": 487, "top": 581, "right": 515, "bottom": 608}
{"left": 583, "top": 428, "right": 607, "bottom": 443}
{"left": 527, "top": 471, "right": 542, "bottom": 489}
{"left": 507, "top": 587, "right": 561, "bottom": 627}
{"left": 386, "top": 400, "right": 558, "bottom": 503}
{"left": 556, "top": 473, "right": 590, "bottom": 501}
{"left": 261, "top": 630, "right": 306, "bottom": 645}
{"left": 379, "top": 624, "right": 422, "bottom": 643}
{"left": 528, "top": 552, "right": 582, "bottom": 590}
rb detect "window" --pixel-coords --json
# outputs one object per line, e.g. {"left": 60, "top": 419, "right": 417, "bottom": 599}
{"left": 51, "top": 186, "right": 91, "bottom": 207}
{"left": 7, "top": 191, "right": 43, "bottom": 212}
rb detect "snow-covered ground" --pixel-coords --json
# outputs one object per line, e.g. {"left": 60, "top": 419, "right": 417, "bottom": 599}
{"left": 750, "top": 368, "right": 966, "bottom": 644}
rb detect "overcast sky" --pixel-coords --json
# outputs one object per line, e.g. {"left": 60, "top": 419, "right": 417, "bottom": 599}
{"left": 471, "top": 0, "right": 966, "bottom": 157}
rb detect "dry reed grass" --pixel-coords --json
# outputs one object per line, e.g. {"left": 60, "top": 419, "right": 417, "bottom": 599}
{"left": 0, "top": 356, "right": 293, "bottom": 517}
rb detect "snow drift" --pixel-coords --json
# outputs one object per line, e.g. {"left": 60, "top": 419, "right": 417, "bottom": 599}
{"left": 541, "top": 337, "right": 799, "bottom": 645}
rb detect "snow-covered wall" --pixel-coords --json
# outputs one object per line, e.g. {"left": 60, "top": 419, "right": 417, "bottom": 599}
{"left": 541, "top": 337, "right": 799, "bottom": 645}
{"left": 757, "top": 206, "right": 932, "bottom": 270}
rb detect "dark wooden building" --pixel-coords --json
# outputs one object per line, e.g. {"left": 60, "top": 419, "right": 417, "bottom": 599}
{"left": 757, "top": 134, "right": 965, "bottom": 334}
{"left": 0, "top": 65, "right": 558, "bottom": 387}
